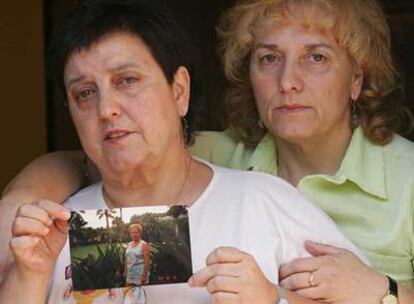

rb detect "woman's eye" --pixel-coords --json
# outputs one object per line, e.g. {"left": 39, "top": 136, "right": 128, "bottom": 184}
{"left": 119, "top": 77, "right": 138, "bottom": 86}
{"left": 260, "top": 54, "right": 279, "bottom": 64}
{"left": 76, "top": 88, "right": 95, "bottom": 101}
{"left": 309, "top": 53, "right": 326, "bottom": 63}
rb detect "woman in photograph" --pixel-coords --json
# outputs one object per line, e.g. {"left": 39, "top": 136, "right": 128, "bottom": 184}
{"left": 0, "top": 1, "right": 365, "bottom": 303}
{"left": 124, "top": 224, "right": 151, "bottom": 286}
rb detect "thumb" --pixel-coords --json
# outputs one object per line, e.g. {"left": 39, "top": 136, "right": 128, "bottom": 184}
{"left": 305, "top": 240, "right": 344, "bottom": 256}
{"left": 55, "top": 218, "right": 69, "bottom": 235}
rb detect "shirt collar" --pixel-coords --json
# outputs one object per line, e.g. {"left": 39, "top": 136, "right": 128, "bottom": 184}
{"left": 246, "top": 127, "right": 387, "bottom": 200}
{"left": 334, "top": 126, "right": 387, "bottom": 200}
{"left": 246, "top": 132, "right": 278, "bottom": 174}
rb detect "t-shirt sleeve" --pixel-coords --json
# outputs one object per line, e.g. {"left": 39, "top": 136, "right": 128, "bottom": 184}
{"left": 267, "top": 177, "right": 369, "bottom": 266}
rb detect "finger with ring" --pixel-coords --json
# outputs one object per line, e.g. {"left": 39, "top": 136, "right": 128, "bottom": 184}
{"left": 308, "top": 272, "right": 316, "bottom": 287}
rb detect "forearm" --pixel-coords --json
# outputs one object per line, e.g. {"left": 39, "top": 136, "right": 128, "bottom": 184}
{"left": 143, "top": 261, "right": 150, "bottom": 278}
{"left": 0, "top": 151, "right": 87, "bottom": 284}
{"left": 142, "top": 245, "right": 151, "bottom": 278}
{"left": 142, "top": 256, "right": 151, "bottom": 278}
{"left": 0, "top": 265, "right": 49, "bottom": 304}
{"left": 2, "top": 151, "right": 87, "bottom": 201}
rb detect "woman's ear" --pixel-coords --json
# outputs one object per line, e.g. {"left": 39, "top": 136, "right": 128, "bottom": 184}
{"left": 172, "top": 66, "right": 191, "bottom": 117}
{"left": 350, "top": 65, "right": 363, "bottom": 101}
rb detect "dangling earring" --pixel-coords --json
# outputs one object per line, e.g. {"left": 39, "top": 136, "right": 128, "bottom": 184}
{"left": 181, "top": 117, "right": 190, "bottom": 143}
{"left": 258, "top": 118, "right": 265, "bottom": 129}
{"left": 350, "top": 99, "right": 359, "bottom": 128}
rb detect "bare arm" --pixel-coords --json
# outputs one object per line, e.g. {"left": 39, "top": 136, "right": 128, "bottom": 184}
{"left": 1, "top": 150, "right": 88, "bottom": 200}
{"left": 0, "top": 266, "right": 49, "bottom": 304}
{"left": 141, "top": 242, "right": 151, "bottom": 284}
{"left": 0, "top": 150, "right": 98, "bottom": 284}
{"left": 0, "top": 200, "right": 70, "bottom": 303}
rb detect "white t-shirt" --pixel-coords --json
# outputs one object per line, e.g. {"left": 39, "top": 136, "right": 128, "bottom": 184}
{"left": 48, "top": 162, "right": 366, "bottom": 303}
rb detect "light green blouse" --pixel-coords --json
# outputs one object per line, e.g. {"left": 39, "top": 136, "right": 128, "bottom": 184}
{"left": 189, "top": 127, "right": 414, "bottom": 287}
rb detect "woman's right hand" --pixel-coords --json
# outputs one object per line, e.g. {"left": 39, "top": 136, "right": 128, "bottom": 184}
{"left": 10, "top": 199, "right": 71, "bottom": 277}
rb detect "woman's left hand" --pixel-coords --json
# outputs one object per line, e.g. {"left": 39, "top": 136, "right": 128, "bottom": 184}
{"left": 188, "top": 246, "right": 278, "bottom": 304}
{"left": 279, "top": 241, "right": 388, "bottom": 304}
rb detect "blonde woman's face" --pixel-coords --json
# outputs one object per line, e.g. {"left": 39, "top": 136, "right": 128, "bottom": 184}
{"left": 249, "top": 21, "right": 363, "bottom": 143}
{"left": 129, "top": 227, "right": 141, "bottom": 242}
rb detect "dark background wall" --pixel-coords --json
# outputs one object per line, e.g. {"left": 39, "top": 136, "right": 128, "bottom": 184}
{"left": 0, "top": 0, "right": 47, "bottom": 191}
{"left": 1, "top": 0, "right": 414, "bottom": 190}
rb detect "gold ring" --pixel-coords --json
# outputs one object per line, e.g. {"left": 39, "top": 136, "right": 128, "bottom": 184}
{"left": 308, "top": 272, "right": 315, "bottom": 287}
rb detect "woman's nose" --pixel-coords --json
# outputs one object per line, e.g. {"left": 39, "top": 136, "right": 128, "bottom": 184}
{"left": 98, "top": 88, "right": 122, "bottom": 120}
{"left": 278, "top": 60, "right": 304, "bottom": 94}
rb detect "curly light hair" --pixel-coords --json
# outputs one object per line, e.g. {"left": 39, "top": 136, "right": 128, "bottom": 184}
{"left": 128, "top": 223, "right": 142, "bottom": 233}
{"left": 218, "top": 0, "right": 413, "bottom": 147}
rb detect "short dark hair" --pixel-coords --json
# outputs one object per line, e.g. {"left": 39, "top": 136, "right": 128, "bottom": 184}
{"left": 47, "top": 0, "right": 201, "bottom": 144}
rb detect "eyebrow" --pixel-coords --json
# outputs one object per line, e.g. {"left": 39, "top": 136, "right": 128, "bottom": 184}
{"left": 252, "top": 43, "right": 278, "bottom": 52}
{"left": 107, "top": 62, "right": 139, "bottom": 73}
{"left": 66, "top": 75, "right": 85, "bottom": 87}
{"left": 66, "top": 62, "right": 139, "bottom": 87}
{"left": 252, "top": 42, "right": 334, "bottom": 52}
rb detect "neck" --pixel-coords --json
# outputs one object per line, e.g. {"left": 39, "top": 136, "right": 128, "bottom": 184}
{"left": 102, "top": 148, "right": 194, "bottom": 207}
{"left": 276, "top": 127, "right": 353, "bottom": 186}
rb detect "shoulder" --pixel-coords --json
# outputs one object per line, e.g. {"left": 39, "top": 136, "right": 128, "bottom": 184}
{"left": 383, "top": 134, "right": 414, "bottom": 161}
{"left": 382, "top": 135, "right": 414, "bottom": 178}
{"left": 189, "top": 130, "right": 254, "bottom": 168}
{"left": 192, "top": 130, "right": 238, "bottom": 147}
{"left": 65, "top": 182, "right": 104, "bottom": 210}
{"left": 212, "top": 164, "right": 285, "bottom": 187}
{"left": 189, "top": 130, "right": 238, "bottom": 163}
{"left": 209, "top": 163, "right": 306, "bottom": 206}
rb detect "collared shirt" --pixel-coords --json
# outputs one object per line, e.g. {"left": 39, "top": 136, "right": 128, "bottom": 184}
{"left": 189, "top": 127, "right": 414, "bottom": 287}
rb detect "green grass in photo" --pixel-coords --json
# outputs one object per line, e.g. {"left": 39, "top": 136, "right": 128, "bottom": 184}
{"left": 71, "top": 243, "right": 124, "bottom": 259}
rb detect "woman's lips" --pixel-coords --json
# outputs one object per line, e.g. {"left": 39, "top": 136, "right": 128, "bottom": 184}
{"left": 104, "top": 129, "right": 135, "bottom": 143}
{"left": 276, "top": 104, "right": 310, "bottom": 113}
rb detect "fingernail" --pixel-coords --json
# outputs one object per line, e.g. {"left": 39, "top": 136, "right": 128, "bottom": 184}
{"left": 43, "top": 227, "right": 50, "bottom": 235}
{"left": 187, "top": 276, "right": 194, "bottom": 287}
{"left": 61, "top": 210, "right": 71, "bottom": 220}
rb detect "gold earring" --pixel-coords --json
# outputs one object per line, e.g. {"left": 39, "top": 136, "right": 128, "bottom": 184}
{"left": 258, "top": 119, "right": 264, "bottom": 129}
{"left": 350, "top": 99, "right": 359, "bottom": 128}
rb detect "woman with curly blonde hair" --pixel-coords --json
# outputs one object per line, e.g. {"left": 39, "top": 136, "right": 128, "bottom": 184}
{"left": 1, "top": 0, "right": 413, "bottom": 303}
{"left": 194, "top": 0, "right": 414, "bottom": 302}
{"left": 218, "top": 0, "right": 413, "bottom": 149}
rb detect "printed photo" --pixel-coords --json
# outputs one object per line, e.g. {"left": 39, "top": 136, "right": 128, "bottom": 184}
{"left": 68, "top": 205, "right": 192, "bottom": 291}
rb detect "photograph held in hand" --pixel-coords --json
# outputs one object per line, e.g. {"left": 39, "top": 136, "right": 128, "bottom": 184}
{"left": 67, "top": 205, "right": 192, "bottom": 301}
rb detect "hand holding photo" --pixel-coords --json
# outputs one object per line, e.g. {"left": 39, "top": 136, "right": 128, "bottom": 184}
{"left": 68, "top": 205, "right": 192, "bottom": 291}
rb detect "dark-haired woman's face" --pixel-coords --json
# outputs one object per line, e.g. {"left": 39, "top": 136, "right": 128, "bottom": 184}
{"left": 63, "top": 32, "right": 189, "bottom": 176}
{"left": 249, "top": 21, "right": 363, "bottom": 144}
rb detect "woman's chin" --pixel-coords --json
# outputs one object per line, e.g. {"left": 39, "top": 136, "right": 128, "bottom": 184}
{"left": 100, "top": 157, "right": 144, "bottom": 175}
{"left": 273, "top": 126, "right": 317, "bottom": 143}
